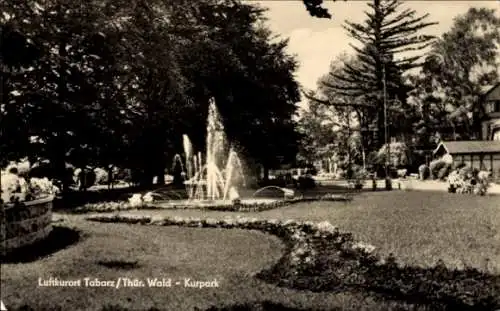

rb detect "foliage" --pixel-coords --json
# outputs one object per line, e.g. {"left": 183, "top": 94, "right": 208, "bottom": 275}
{"left": 410, "top": 7, "right": 500, "bottom": 142}
{"left": 302, "top": 0, "right": 331, "bottom": 19}
{"left": 448, "top": 168, "right": 491, "bottom": 195}
{"left": 308, "top": 0, "right": 436, "bottom": 154}
{"left": 1, "top": 0, "right": 301, "bottom": 189}
{"left": 429, "top": 159, "right": 447, "bottom": 179}
{"left": 297, "top": 175, "right": 316, "bottom": 189}
{"left": 298, "top": 55, "right": 365, "bottom": 167}
{"left": 375, "top": 142, "right": 412, "bottom": 168}
{"left": 437, "top": 163, "right": 452, "bottom": 180}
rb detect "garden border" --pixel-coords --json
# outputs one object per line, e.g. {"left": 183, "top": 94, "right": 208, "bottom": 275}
{"left": 84, "top": 213, "right": 500, "bottom": 310}
{"left": 74, "top": 194, "right": 353, "bottom": 214}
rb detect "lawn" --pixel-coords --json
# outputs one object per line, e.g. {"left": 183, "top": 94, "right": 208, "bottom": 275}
{"left": 90, "top": 191, "right": 500, "bottom": 272}
{"left": 1, "top": 190, "right": 499, "bottom": 310}
{"left": 0, "top": 219, "right": 434, "bottom": 311}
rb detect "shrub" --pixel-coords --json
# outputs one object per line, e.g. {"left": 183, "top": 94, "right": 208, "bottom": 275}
{"left": 397, "top": 169, "right": 407, "bottom": 178}
{"left": 437, "top": 163, "right": 452, "bottom": 180}
{"left": 297, "top": 175, "right": 315, "bottom": 189}
{"left": 418, "top": 164, "right": 430, "bottom": 180}
{"left": 334, "top": 168, "right": 345, "bottom": 180}
{"left": 429, "top": 159, "right": 447, "bottom": 179}
{"left": 94, "top": 168, "right": 108, "bottom": 185}
{"left": 376, "top": 142, "right": 413, "bottom": 167}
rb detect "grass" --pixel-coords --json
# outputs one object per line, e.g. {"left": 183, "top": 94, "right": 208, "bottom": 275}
{"left": 1, "top": 191, "right": 500, "bottom": 310}
{"left": 1, "top": 221, "right": 285, "bottom": 311}
{"left": 84, "top": 191, "right": 500, "bottom": 272}
{"left": 1, "top": 220, "right": 435, "bottom": 311}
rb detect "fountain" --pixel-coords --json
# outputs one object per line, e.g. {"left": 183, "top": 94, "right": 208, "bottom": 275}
{"left": 154, "top": 97, "right": 292, "bottom": 209}
{"left": 183, "top": 98, "right": 245, "bottom": 201}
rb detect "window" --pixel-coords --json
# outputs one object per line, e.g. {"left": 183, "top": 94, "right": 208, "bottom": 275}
{"left": 495, "top": 101, "right": 500, "bottom": 112}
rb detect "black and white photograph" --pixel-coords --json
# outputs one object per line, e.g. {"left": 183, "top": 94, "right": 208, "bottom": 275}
{"left": 1, "top": 0, "right": 500, "bottom": 310}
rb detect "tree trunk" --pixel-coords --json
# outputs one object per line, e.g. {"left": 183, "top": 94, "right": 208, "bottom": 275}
{"left": 263, "top": 167, "right": 269, "bottom": 181}
{"left": 156, "top": 162, "right": 166, "bottom": 185}
{"left": 107, "top": 166, "right": 113, "bottom": 190}
{"left": 377, "top": 108, "right": 386, "bottom": 150}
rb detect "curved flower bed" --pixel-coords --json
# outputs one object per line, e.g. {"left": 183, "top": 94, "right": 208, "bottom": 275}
{"left": 1, "top": 196, "right": 54, "bottom": 255}
{"left": 74, "top": 194, "right": 352, "bottom": 214}
{"left": 86, "top": 214, "right": 500, "bottom": 310}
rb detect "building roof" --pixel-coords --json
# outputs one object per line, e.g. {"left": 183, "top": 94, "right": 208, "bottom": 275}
{"left": 433, "top": 140, "right": 500, "bottom": 155}
{"left": 482, "top": 83, "right": 500, "bottom": 100}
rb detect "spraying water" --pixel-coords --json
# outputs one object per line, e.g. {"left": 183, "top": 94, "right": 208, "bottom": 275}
{"left": 183, "top": 134, "right": 193, "bottom": 179}
{"left": 180, "top": 97, "right": 245, "bottom": 201}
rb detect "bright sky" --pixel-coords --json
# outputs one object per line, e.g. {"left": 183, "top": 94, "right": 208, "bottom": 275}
{"left": 250, "top": 0, "right": 500, "bottom": 98}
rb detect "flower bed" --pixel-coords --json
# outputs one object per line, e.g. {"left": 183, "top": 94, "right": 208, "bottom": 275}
{"left": 1, "top": 195, "right": 54, "bottom": 255}
{"left": 447, "top": 168, "right": 490, "bottom": 195}
{"left": 74, "top": 194, "right": 353, "bottom": 214}
{"left": 85, "top": 214, "right": 500, "bottom": 310}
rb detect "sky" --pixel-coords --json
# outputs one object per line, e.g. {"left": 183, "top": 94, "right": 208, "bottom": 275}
{"left": 248, "top": 0, "right": 500, "bottom": 102}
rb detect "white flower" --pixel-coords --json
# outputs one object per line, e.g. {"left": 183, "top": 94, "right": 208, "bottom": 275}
{"left": 236, "top": 217, "right": 249, "bottom": 224}
{"left": 189, "top": 217, "right": 201, "bottom": 223}
{"left": 267, "top": 219, "right": 280, "bottom": 225}
{"left": 282, "top": 219, "right": 297, "bottom": 226}
{"left": 128, "top": 193, "right": 143, "bottom": 207}
{"left": 292, "top": 246, "right": 306, "bottom": 256}
{"left": 172, "top": 216, "right": 184, "bottom": 224}
{"left": 304, "top": 221, "right": 315, "bottom": 227}
{"left": 352, "top": 241, "right": 376, "bottom": 254}
{"left": 142, "top": 192, "right": 154, "bottom": 203}
{"left": 316, "top": 221, "right": 337, "bottom": 234}
{"left": 291, "top": 232, "right": 304, "bottom": 241}
{"left": 150, "top": 215, "right": 164, "bottom": 224}
{"left": 205, "top": 218, "right": 218, "bottom": 225}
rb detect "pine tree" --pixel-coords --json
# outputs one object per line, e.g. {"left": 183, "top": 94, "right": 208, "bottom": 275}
{"left": 316, "top": 0, "right": 436, "bottom": 150}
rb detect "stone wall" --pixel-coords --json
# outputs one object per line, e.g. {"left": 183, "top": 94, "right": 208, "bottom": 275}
{"left": 1, "top": 196, "right": 54, "bottom": 255}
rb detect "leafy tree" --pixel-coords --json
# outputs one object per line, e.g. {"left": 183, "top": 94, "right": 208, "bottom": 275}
{"left": 411, "top": 7, "right": 500, "bottom": 141}
{"left": 1, "top": 0, "right": 301, "bottom": 188}
{"left": 177, "top": 1, "right": 301, "bottom": 179}
{"left": 1, "top": 0, "right": 112, "bottom": 190}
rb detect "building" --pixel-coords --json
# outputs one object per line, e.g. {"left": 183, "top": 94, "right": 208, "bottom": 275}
{"left": 480, "top": 83, "right": 500, "bottom": 141}
{"left": 433, "top": 140, "right": 500, "bottom": 178}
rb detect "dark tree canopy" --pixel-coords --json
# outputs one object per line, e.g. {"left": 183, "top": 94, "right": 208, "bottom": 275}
{"left": 1, "top": 0, "right": 301, "bottom": 187}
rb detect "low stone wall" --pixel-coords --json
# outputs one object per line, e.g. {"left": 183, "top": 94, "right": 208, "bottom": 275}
{"left": 1, "top": 196, "right": 54, "bottom": 255}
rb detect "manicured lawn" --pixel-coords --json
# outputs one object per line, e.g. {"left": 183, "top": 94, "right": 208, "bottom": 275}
{"left": 86, "top": 191, "right": 500, "bottom": 272}
{"left": 1, "top": 190, "right": 499, "bottom": 310}
{"left": 1, "top": 221, "right": 286, "bottom": 311}
{"left": 1, "top": 219, "right": 439, "bottom": 311}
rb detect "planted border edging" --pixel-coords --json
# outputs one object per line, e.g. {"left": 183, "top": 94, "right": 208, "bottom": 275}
{"left": 85, "top": 214, "right": 500, "bottom": 311}
{"left": 1, "top": 196, "right": 54, "bottom": 255}
{"left": 74, "top": 194, "right": 353, "bottom": 214}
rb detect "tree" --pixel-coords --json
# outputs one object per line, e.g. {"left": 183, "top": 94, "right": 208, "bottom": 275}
{"left": 1, "top": 0, "right": 114, "bottom": 190}
{"left": 308, "top": 0, "right": 436, "bottom": 152}
{"left": 1, "top": 0, "right": 301, "bottom": 187}
{"left": 303, "top": 0, "right": 332, "bottom": 19}
{"left": 411, "top": 7, "right": 500, "bottom": 141}
{"left": 176, "top": 1, "right": 301, "bottom": 179}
